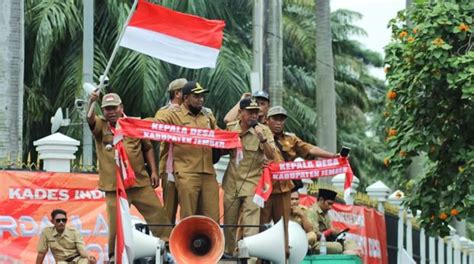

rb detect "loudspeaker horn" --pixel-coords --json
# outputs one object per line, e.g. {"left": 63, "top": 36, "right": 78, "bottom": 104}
{"left": 131, "top": 217, "right": 165, "bottom": 262}
{"left": 169, "top": 216, "right": 224, "bottom": 264}
{"left": 238, "top": 219, "right": 286, "bottom": 264}
{"left": 288, "top": 220, "right": 309, "bottom": 264}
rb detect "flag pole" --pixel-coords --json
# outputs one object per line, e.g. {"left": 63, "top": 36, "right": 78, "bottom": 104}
{"left": 87, "top": 0, "right": 139, "bottom": 118}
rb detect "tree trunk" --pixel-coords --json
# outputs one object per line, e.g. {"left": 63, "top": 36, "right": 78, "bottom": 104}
{"left": 265, "top": 0, "right": 283, "bottom": 106}
{"left": 0, "top": 0, "right": 24, "bottom": 162}
{"left": 315, "top": 0, "right": 337, "bottom": 153}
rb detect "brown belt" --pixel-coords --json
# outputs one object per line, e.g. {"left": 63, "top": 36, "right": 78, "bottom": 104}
{"left": 64, "top": 254, "right": 80, "bottom": 263}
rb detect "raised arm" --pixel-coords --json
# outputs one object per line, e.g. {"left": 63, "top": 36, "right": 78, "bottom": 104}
{"left": 223, "top": 92, "right": 251, "bottom": 124}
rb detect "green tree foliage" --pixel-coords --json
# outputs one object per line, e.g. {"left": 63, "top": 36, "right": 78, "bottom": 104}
{"left": 384, "top": 1, "right": 473, "bottom": 236}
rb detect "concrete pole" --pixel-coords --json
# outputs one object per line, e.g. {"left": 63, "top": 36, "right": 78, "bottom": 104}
{"left": 251, "top": 0, "right": 264, "bottom": 93}
{"left": 82, "top": 0, "right": 94, "bottom": 168}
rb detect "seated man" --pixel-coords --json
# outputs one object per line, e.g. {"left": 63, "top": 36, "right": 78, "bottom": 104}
{"left": 36, "top": 209, "right": 96, "bottom": 264}
{"left": 306, "top": 189, "right": 358, "bottom": 254}
{"left": 289, "top": 191, "right": 317, "bottom": 248}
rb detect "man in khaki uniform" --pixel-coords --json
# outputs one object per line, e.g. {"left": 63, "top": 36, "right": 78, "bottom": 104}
{"left": 223, "top": 98, "right": 275, "bottom": 255}
{"left": 87, "top": 92, "right": 171, "bottom": 261}
{"left": 263, "top": 106, "right": 338, "bottom": 257}
{"left": 154, "top": 78, "right": 187, "bottom": 223}
{"left": 36, "top": 209, "right": 96, "bottom": 264}
{"left": 307, "top": 189, "right": 358, "bottom": 254}
{"left": 223, "top": 90, "right": 271, "bottom": 125}
{"left": 289, "top": 192, "right": 317, "bottom": 248}
{"left": 154, "top": 81, "right": 220, "bottom": 221}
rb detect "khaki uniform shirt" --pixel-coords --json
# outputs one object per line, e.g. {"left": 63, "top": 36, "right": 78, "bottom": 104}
{"left": 271, "top": 132, "right": 314, "bottom": 193}
{"left": 290, "top": 205, "right": 308, "bottom": 226}
{"left": 37, "top": 226, "right": 87, "bottom": 261}
{"left": 155, "top": 105, "right": 217, "bottom": 175}
{"left": 154, "top": 105, "right": 175, "bottom": 177}
{"left": 306, "top": 202, "right": 332, "bottom": 237}
{"left": 222, "top": 121, "right": 274, "bottom": 197}
{"left": 91, "top": 116, "right": 152, "bottom": 191}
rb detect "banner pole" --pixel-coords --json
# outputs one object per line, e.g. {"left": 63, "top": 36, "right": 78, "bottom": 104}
{"left": 87, "top": 0, "right": 139, "bottom": 118}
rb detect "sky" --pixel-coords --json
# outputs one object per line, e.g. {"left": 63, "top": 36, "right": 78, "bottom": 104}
{"left": 331, "top": 0, "right": 406, "bottom": 79}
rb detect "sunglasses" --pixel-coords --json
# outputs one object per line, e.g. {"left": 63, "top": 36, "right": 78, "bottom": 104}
{"left": 55, "top": 218, "right": 68, "bottom": 223}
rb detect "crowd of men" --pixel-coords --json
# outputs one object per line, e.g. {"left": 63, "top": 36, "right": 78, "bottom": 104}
{"left": 36, "top": 79, "right": 357, "bottom": 263}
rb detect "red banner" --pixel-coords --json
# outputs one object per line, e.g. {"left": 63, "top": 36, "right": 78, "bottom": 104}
{"left": 301, "top": 198, "right": 388, "bottom": 264}
{"left": 254, "top": 158, "right": 353, "bottom": 206}
{"left": 0, "top": 171, "right": 228, "bottom": 263}
{"left": 117, "top": 117, "right": 242, "bottom": 149}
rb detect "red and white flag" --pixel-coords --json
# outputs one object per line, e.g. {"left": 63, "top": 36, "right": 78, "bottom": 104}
{"left": 120, "top": 0, "right": 225, "bottom": 69}
{"left": 115, "top": 150, "right": 134, "bottom": 263}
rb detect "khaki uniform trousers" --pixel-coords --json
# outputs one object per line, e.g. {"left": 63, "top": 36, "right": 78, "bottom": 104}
{"left": 162, "top": 177, "right": 179, "bottom": 223}
{"left": 260, "top": 191, "right": 291, "bottom": 257}
{"left": 174, "top": 172, "right": 219, "bottom": 221}
{"left": 224, "top": 194, "right": 260, "bottom": 254}
{"left": 105, "top": 186, "right": 172, "bottom": 256}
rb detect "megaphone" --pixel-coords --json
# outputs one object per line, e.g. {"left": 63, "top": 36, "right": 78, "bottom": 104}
{"left": 238, "top": 219, "right": 286, "bottom": 264}
{"left": 169, "top": 216, "right": 224, "bottom": 264}
{"left": 288, "top": 220, "right": 309, "bottom": 264}
{"left": 131, "top": 217, "right": 166, "bottom": 262}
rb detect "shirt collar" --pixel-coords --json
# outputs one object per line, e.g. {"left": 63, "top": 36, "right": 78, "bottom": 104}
{"left": 238, "top": 121, "right": 256, "bottom": 136}
{"left": 182, "top": 104, "right": 205, "bottom": 116}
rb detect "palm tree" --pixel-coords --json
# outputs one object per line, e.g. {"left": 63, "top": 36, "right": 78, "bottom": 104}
{"left": 315, "top": 0, "right": 337, "bottom": 157}
{"left": 265, "top": 0, "right": 284, "bottom": 106}
{"left": 0, "top": 0, "right": 24, "bottom": 163}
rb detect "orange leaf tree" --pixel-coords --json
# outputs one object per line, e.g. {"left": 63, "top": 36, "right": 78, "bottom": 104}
{"left": 384, "top": 1, "right": 473, "bottom": 236}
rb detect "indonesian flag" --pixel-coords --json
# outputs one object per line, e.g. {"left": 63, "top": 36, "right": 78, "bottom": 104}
{"left": 115, "top": 150, "right": 134, "bottom": 263}
{"left": 253, "top": 168, "right": 272, "bottom": 208}
{"left": 120, "top": 0, "right": 225, "bottom": 69}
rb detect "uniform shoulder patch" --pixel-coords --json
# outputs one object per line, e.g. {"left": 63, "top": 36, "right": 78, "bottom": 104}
{"left": 284, "top": 132, "right": 296, "bottom": 137}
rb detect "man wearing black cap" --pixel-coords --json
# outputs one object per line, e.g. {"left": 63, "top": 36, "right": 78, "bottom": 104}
{"left": 223, "top": 90, "right": 271, "bottom": 124}
{"left": 222, "top": 98, "right": 275, "bottom": 255}
{"left": 307, "top": 188, "right": 358, "bottom": 254}
{"left": 87, "top": 92, "right": 171, "bottom": 261}
{"left": 154, "top": 78, "right": 187, "bottom": 223}
{"left": 155, "top": 81, "right": 220, "bottom": 222}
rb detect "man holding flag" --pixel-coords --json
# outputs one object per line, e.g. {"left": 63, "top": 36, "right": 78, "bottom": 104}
{"left": 87, "top": 91, "right": 171, "bottom": 262}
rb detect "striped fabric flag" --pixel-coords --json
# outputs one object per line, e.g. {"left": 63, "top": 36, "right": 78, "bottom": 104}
{"left": 120, "top": 0, "right": 225, "bottom": 69}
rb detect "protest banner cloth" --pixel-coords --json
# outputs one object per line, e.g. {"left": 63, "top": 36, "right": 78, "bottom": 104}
{"left": 116, "top": 117, "right": 242, "bottom": 150}
{"left": 254, "top": 157, "right": 354, "bottom": 206}
{"left": 329, "top": 203, "right": 389, "bottom": 264}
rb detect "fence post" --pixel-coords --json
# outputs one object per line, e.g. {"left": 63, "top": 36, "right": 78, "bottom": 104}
{"left": 388, "top": 190, "right": 405, "bottom": 264}
{"left": 366, "top": 180, "right": 391, "bottom": 213}
{"left": 429, "top": 236, "right": 436, "bottom": 264}
{"left": 406, "top": 209, "right": 414, "bottom": 257}
{"left": 438, "top": 236, "right": 446, "bottom": 264}
{"left": 418, "top": 210, "right": 426, "bottom": 263}
{"left": 446, "top": 227, "right": 456, "bottom": 264}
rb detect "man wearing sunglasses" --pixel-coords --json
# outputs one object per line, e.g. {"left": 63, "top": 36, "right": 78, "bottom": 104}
{"left": 36, "top": 209, "right": 96, "bottom": 264}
